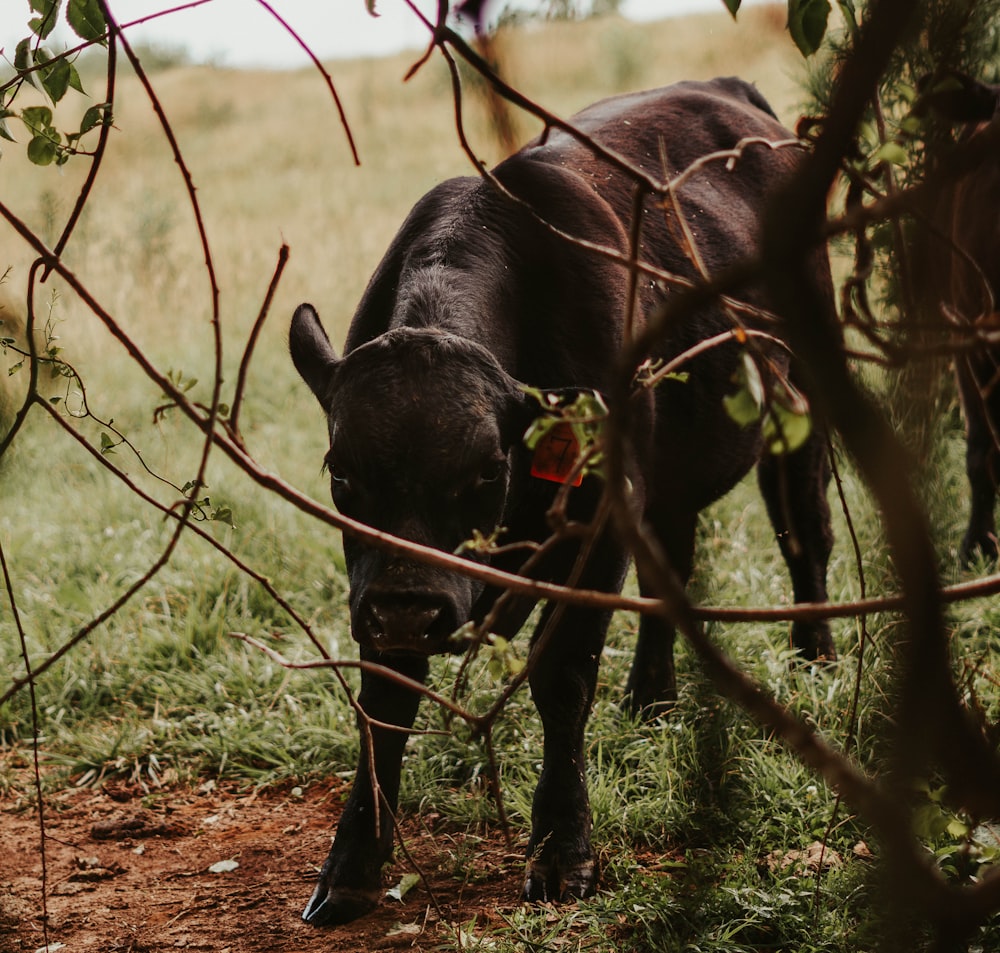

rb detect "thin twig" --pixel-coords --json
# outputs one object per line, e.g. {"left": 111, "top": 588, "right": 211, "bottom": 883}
{"left": 228, "top": 243, "right": 289, "bottom": 446}
{"left": 0, "top": 537, "right": 50, "bottom": 950}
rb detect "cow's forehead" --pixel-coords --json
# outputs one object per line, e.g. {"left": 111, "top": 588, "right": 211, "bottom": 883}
{"left": 326, "top": 333, "right": 513, "bottom": 477}
{"left": 333, "top": 330, "right": 515, "bottom": 418}
{"left": 330, "top": 397, "right": 504, "bottom": 492}
{"left": 332, "top": 387, "right": 501, "bottom": 443}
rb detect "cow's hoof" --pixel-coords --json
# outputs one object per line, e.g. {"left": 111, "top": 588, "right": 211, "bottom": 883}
{"left": 522, "top": 857, "right": 597, "bottom": 903}
{"left": 624, "top": 689, "right": 676, "bottom": 723}
{"left": 302, "top": 882, "right": 380, "bottom": 926}
{"left": 790, "top": 622, "right": 837, "bottom": 664}
{"left": 960, "top": 534, "right": 999, "bottom": 569}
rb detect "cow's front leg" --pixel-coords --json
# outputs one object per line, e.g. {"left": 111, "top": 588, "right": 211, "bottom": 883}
{"left": 757, "top": 426, "right": 835, "bottom": 660}
{"left": 303, "top": 650, "right": 429, "bottom": 927}
{"left": 626, "top": 508, "right": 696, "bottom": 720}
{"left": 522, "top": 600, "right": 616, "bottom": 903}
{"left": 959, "top": 371, "right": 1000, "bottom": 566}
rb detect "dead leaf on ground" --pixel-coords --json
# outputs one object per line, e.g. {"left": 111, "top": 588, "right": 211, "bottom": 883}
{"left": 764, "top": 840, "right": 844, "bottom": 874}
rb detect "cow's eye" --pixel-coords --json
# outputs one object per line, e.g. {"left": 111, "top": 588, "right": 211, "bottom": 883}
{"left": 476, "top": 459, "right": 505, "bottom": 488}
{"left": 323, "top": 453, "right": 351, "bottom": 492}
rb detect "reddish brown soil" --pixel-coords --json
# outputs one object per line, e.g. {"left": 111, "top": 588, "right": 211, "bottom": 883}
{"left": 0, "top": 772, "right": 528, "bottom": 952}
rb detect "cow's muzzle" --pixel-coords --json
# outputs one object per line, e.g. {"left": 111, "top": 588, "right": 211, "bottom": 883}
{"left": 355, "top": 589, "right": 461, "bottom": 656}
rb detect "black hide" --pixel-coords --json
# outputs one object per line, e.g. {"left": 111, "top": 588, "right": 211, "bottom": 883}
{"left": 289, "top": 77, "right": 837, "bottom": 926}
{"left": 918, "top": 72, "right": 1000, "bottom": 565}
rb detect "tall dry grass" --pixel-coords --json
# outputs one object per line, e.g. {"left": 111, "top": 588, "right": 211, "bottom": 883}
{"left": 3, "top": 4, "right": 802, "bottom": 358}
{"left": 0, "top": 3, "right": 807, "bottom": 485}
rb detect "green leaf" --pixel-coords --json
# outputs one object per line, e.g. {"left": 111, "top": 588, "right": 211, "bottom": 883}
{"left": 912, "top": 802, "right": 948, "bottom": 841}
{"left": 722, "top": 0, "right": 741, "bottom": 15}
{"left": 522, "top": 413, "right": 559, "bottom": 451}
{"left": 724, "top": 352, "right": 765, "bottom": 427}
{"left": 723, "top": 387, "right": 762, "bottom": 427}
{"left": 67, "top": 0, "right": 108, "bottom": 42}
{"left": 873, "top": 141, "right": 909, "bottom": 167}
{"left": 68, "top": 61, "right": 85, "bottom": 95}
{"left": 27, "top": 133, "right": 58, "bottom": 165}
{"left": 0, "top": 117, "right": 16, "bottom": 143}
{"left": 946, "top": 818, "right": 970, "bottom": 840}
{"left": 211, "top": 506, "right": 235, "bottom": 528}
{"left": 22, "top": 105, "right": 54, "bottom": 129}
{"left": 39, "top": 55, "right": 72, "bottom": 103}
{"left": 764, "top": 404, "right": 812, "bottom": 454}
{"left": 29, "top": 16, "right": 55, "bottom": 40}
{"left": 29, "top": 0, "right": 61, "bottom": 40}
{"left": 79, "top": 106, "right": 100, "bottom": 134}
{"left": 741, "top": 352, "right": 765, "bottom": 406}
{"left": 386, "top": 872, "right": 419, "bottom": 902}
{"left": 14, "top": 38, "right": 32, "bottom": 72}
{"left": 99, "top": 432, "right": 116, "bottom": 454}
{"left": 787, "top": 0, "right": 831, "bottom": 56}
{"left": 79, "top": 103, "right": 109, "bottom": 135}
{"left": 484, "top": 635, "right": 525, "bottom": 681}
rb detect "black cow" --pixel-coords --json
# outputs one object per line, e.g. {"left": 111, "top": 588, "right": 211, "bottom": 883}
{"left": 918, "top": 72, "right": 1000, "bottom": 564}
{"left": 290, "top": 77, "right": 836, "bottom": 926}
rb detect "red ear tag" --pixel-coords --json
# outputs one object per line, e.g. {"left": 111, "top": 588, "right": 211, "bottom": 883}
{"left": 530, "top": 422, "right": 584, "bottom": 486}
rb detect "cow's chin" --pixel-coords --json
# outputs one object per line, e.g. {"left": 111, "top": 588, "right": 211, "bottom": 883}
{"left": 354, "top": 629, "right": 465, "bottom": 658}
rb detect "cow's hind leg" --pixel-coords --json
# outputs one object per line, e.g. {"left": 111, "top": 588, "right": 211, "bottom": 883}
{"left": 522, "top": 545, "right": 629, "bottom": 904}
{"left": 958, "top": 362, "right": 1000, "bottom": 566}
{"left": 624, "top": 509, "right": 697, "bottom": 720}
{"left": 303, "top": 650, "right": 429, "bottom": 927}
{"left": 756, "top": 427, "right": 835, "bottom": 660}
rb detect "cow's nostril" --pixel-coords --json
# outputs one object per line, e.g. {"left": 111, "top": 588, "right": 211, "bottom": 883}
{"left": 363, "top": 597, "right": 447, "bottom": 653}
{"left": 369, "top": 603, "right": 440, "bottom": 632}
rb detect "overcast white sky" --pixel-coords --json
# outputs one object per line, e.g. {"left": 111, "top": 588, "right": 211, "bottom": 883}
{"left": 3, "top": 0, "right": 768, "bottom": 69}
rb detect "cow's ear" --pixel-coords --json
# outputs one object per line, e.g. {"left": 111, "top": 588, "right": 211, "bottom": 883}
{"left": 918, "top": 71, "right": 1000, "bottom": 123}
{"left": 290, "top": 303, "right": 341, "bottom": 412}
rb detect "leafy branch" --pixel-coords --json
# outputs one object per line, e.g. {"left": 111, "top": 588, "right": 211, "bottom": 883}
{"left": 1, "top": 0, "right": 109, "bottom": 165}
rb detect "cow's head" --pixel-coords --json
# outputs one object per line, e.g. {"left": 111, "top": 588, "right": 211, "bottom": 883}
{"left": 290, "top": 303, "right": 540, "bottom": 657}
{"left": 917, "top": 71, "right": 1000, "bottom": 124}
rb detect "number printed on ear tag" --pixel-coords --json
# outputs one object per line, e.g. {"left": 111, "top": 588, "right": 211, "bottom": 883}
{"left": 530, "top": 422, "right": 584, "bottom": 486}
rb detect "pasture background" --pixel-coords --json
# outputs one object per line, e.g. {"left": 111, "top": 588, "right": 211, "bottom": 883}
{"left": 1, "top": 4, "right": 997, "bottom": 951}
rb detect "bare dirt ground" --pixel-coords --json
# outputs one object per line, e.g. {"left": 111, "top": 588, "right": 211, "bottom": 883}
{"left": 1, "top": 771, "right": 528, "bottom": 953}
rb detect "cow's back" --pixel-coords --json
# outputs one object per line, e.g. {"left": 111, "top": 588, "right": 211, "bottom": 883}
{"left": 515, "top": 78, "right": 800, "bottom": 281}
{"left": 347, "top": 77, "right": 800, "bottom": 356}
{"left": 511, "top": 78, "right": 812, "bottom": 509}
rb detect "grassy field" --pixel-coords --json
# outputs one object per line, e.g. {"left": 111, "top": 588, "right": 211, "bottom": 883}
{"left": 1, "top": 4, "right": 999, "bottom": 951}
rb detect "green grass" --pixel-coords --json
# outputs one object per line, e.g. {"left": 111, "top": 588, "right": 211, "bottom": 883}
{"left": 2, "top": 4, "right": 1000, "bottom": 950}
